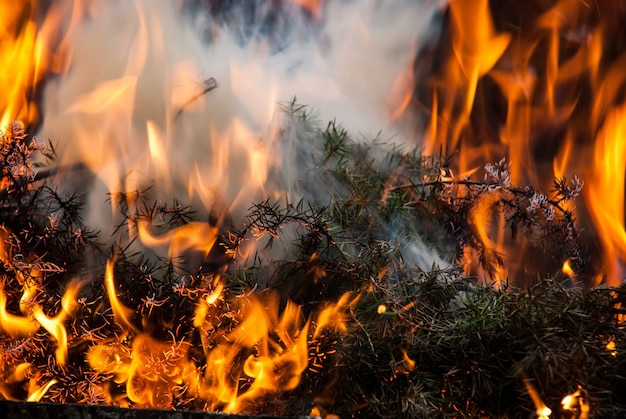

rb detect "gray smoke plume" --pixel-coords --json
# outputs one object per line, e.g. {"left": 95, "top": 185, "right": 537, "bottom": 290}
{"left": 39, "top": 0, "right": 447, "bottom": 269}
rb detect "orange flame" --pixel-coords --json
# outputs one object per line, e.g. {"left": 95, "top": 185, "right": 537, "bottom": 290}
{"left": 0, "top": 1, "right": 80, "bottom": 127}
{"left": 401, "top": 349, "right": 415, "bottom": 372}
{"left": 136, "top": 221, "right": 219, "bottom": 260}
{"left": 104, "top": 258, "right": 140, "bottom": 334}
{"left": 585, "top": 103, "right": 626, "bottom": 285}
{"left": 1, "top": 276, "right": 82, "bottom": 365}
{"left": 88, "top": 270, "right": 359, "bottom": 412}
{"left": 422, "top": 0, "right": 626, "bottom": 283}
{"left": 606, "top": 339, "right": 617, "bottom": 357}
{"left": 313, "top": 292, "right": 360, "bottom": 339}
{"left": 31, "top": 280, "right": 82, "bottom": 365}
{"left": 292, "top": 0, "right": 322, "bottom": 17}
{"left": 524, "top": 378, "right": 552, "bottom": 419}
{"left": 0, "top": 363, "right": 57, "bottom": 402}
{"left": 561, "top": 259, "right": 576, "bottom": 278}
{"left": 426, "top": 0, "right": 510, "bottom": 157}
{"left": 0, "top": 281, "right": 40, "bottom": 338}
{"left": 388, "top": 66, "right": 414, "bottom": 122}
{"left": 561, "top": 386, "right": 589, "bottom": 419}
{"left": 470, "top": 191, "right": 507, "bottom": 284}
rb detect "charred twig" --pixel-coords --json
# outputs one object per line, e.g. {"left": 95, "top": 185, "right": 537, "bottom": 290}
{"left": 173, "top": 77, "right": 218, "bottom": 122}
{"left": 390, "top": 179, "right": 571, "bottom": 213}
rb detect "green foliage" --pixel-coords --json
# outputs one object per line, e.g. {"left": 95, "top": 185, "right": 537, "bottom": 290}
{"left": 0, "top": 106, "right": 622, "bottom": 418}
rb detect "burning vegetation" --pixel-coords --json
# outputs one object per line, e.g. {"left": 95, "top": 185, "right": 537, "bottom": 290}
{"left": 1, "top": 0, "right": 626, "bottom": 418}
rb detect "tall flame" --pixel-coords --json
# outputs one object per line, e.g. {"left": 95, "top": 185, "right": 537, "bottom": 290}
{"left": 524, "top": 378, "right": 552, "bottom": 419}
{"left": 0, "top": 1, "right": 80, "bottom": 127}
{"left": 420, "top": 0, "right": 626, "bottom": 284}
{"left": 585, "top": 104, "right": 626, "bottom": 284}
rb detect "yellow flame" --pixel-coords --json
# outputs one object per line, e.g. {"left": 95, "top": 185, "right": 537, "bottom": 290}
{"left": 421, "top": 0, "right": 626, "bottom": 284}
{"left": 0, "top": 1, "right": 48, "bottom": 127}
{"left": 562, "top": 259, "right": 575, "bottom": 278}
{"left": 585, "top": 103, "right": 626, "bottom": 285}
{"left": 86, "top": 284, "right": 359, "bottom": 412}
{"left": 104, "top": 258, "right": 139, "bottom": 333}
{"left": 26, "top": 378, "right": 58, "bottom": 402}
{"left": 561, "top": 386, "right": 589, "bottom": 419}
{"left": 606, "top": 340, "right": 617, "bottom": 357}
{"left": 31, "top": 280, "right": 82, "bottom": 365}
{"left": 146, "top": 119, "right": 169, "bottom": 176}
{"left": 137, "top": 221, "right": 219, "bottom": 260}
{"left": 5, "top": 362, "right": 34, "bottom": 384}
{"left": 0, "top": 281, "right": 40, "bottom": 337}
{"left": 524, "top": 378, "right": 552, "bottom": 419}
{"left": 0, "top": 1, "right": 80, "bottom": 127}
{"left": 313, "top": 292, "right": 360, "bottom": 339}
{"left": 401, "top": 349, "right": 416, "bottom": 372}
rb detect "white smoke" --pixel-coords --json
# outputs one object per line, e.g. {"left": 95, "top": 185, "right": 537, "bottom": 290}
{"left": 39, "top": 0, "right": 447, "bottom": 269}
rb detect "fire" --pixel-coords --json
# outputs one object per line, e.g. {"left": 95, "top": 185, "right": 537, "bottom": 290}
{"left": 400, "top": 349, "right": 415, "bottom": 372}
{"left": 585, "top": 104, "right": 626, "bottom": 284}
{"left": 136, "top": 221, "right": 219, "bottom": 260}
{"left": 2, "top": 0, "right": 626, "bottom": 415}
{"left": 0, "top": 361, "right": 57, "bottom": 402}
{"left": 420, "top": 0, "right": 626, "bottom": 284}
{"left": 524, "top": 378, "right": 552, "bottom": 419}
{"left": 0, "top": 1, "right": 79, "bottom": 127}
{"left": 0, "top": 1, "right": 47, "bottom": 127}
{"left": 561, "top": 386, "right": 589, "bottom": 419}
{"left": 606, "top": 339, "right": 618, "bottom": 357}
{"left": 562, "top": 259, "right": 576, "bottom": 278}
{"left": 425, "top": 0, "right": 510, "bottom": 158}
{"left": 0, "top": 275, "right": 82, "bottom": 400}
{"left": 0, "top": 281, "right": 39, "bottom": 338}
{"left": 0, "top": 0, "right": 428, "bottom": 411}
{"left": 313, "top": 292, "right": 360, "bottom": 339}
{"left": 470, "top": 191, "right": 507, "bottom": 284}
{"left": 0, "top": 265, "right": 82, "bottom": 365}
{"left": 31, "top": 280, "right": 82, "bottom": 365}
{"left": 1, "top": 251, "right": 359, "bottom": 410}
{"left": 92, "top": 261, "right": 357, "bottom": 412}
{"left": 292, "top": 0, "right": 322, "bottom": 17}
{"left": 104, "top": 258, "right": 140, "bottom": 334}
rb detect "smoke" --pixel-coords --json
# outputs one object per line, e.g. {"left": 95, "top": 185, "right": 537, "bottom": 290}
{"left": 38, "top": 0, "right": 447, "bottom": 269}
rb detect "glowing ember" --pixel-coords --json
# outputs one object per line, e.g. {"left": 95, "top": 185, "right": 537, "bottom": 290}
{"left": 606, "top": 339, "right": 618, "bottom": 357}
